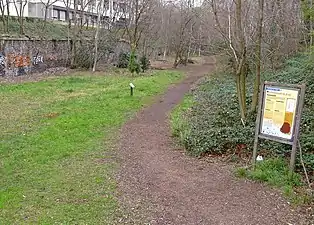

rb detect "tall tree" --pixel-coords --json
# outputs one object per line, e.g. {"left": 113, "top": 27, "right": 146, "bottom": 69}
{"left": 70, "top": 0, "right": 78, "bottom": 67}
{"left": 251, "top": 0, "right": 265, "bottom": 112}
{"left": 172, "top": 0, "right": 195, "bottom": 68}
{"left": 40, "top": 0, "right": 58, "bottom": 29}
{"left": 92, "top": 0, "right": 104, "bottom": 72}
{"left": 211, "top": 0, "right": 248, "bottom": 120}
{"left": 13, "top": 0, "right": 28, "bottom": 35}
{"left": 0, "top": 0, "right": 9, "bottom": 33}
{"left": 125, "top": 0, "right": 156, "bottom": 52}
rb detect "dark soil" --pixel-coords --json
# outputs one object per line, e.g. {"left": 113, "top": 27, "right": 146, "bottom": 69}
{"left": 116, "top": 57, "right": 309, "bottom": 224}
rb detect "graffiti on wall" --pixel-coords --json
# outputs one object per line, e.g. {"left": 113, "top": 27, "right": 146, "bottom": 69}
{"left": 33, "top": 55, "right": 44, "bottom": 65}
{"left": 7, "top": 54, "right": 31, "bottom": 76}
{"left": 0, "top": 53, "right": 5, "bottom": 76}
{"left": 0, "top": 51, "right": 44, "bottom": 76}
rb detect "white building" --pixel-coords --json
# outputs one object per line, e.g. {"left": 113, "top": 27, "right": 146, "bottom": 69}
{"left": 5, "top": 0, "right": 128, "bottom": 28}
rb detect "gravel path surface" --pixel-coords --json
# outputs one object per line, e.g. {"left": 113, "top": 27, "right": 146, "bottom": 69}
{"left": 116, "top": 58, "right": 308, "bottom": 225}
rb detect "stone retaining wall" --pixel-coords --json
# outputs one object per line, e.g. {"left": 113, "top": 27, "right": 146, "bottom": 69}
{"left": 0, "top": 38, "right": 129, "bottom": 77}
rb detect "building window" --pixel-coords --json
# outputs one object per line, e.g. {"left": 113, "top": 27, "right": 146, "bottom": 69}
{"left": 119, "top": 3, "right": 126, "bottom": 13}
{"left": 60, "top": 10, "right": 66, "bottom": 21}
{"left": 113, "top": 2, "right": 117, "bottom": 10}
{"left": 104, "top": 0, "right": 109, "bottom": 9}
{"left": 53, "top": 9, "right": 58, "bottom": 19}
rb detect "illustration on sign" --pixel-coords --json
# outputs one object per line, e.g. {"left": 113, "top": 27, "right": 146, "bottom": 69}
{"left": 260, "top": 86, "right": 299, "bottom": 140}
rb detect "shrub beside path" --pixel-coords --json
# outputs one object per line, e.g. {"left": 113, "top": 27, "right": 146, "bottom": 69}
{"left": 115, "top": 57, "right": 308, "bottom": 225}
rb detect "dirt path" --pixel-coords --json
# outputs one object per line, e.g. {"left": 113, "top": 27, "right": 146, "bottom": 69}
{"left": 116, "top": 58, "right": 307, "bottom": 225}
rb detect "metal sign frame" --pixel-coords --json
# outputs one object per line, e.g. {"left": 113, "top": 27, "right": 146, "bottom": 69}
{"left": 252, "top": 81, "right": 306, "bottom": 171}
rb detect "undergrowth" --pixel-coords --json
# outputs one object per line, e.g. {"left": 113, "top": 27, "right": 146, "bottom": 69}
{"left": 235, "top": 159, "right": 313, "bottom": 205}
{"left": 170, "top": 94, "right": 193, "bottom": 145}
{"left": 170, "top": 53, "right": 314, "bottom": 182}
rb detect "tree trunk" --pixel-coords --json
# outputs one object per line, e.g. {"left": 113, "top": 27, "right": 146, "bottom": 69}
{"left": 43, "top": 5, "right": 49, "bottom": 29}
{"left": 236, "top": 74, "right": 246, "bottom": 120}
{"left": 19, "top": 18, "right": 23, "bottom": 35}
{"left": 66, "top": 2, "right": 70, "bottom": 65}
{"left": 5, "top": 0, "right": 9, "bottom": 32}
{"left": 311, "top": 0, "right": 313, "bottom": 47}
{"left": 163, "top": 47, "right": 167, "bottom": 60}
{"left": 251, "top": 0, "right": 264, "bottom": 112}
{"left": 0, "top": 11, "right": 6, "bottom": 32}
{"left": 19, "top": 4, "right": 23, "bottom": 35}
{"left": 235, "top": 0, "right": 247, "bottom": 121}
{"left": 1, "top": 17, "right": 6, "bottom": 31}
{"left": 240, "top": 58, "right": 246, "bottom": 113}
{"left": 70, "top": 0, "right": 78, "bottom": 68}
{"left": 198, "top": 23, "right": 202, "bottom": 57}
{"left": 92, "top": 0, "right": 103, "bottom": 72}
{"left": 173, "top": 51, "right": 179, "bottom": 68}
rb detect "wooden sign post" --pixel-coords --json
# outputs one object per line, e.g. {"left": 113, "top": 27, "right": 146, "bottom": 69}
{"left": 252, "top": 82, "right": 306, "bottom": 172}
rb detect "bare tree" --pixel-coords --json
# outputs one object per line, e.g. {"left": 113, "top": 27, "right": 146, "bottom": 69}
{"left": 0, "top": 0, "right": 10, "bottom": 33}
{"left": 251, "top": 0, "right": 264, "bottom": 112}
{"left": 211, "top": 0, "right": 248, "bottom": 120}
{"left": 171, "top": 0, "right": 195, "bottom": 68}
{"left": 78, "top": 0, "right": 94, "bottom": 30}
{"left": 40, "top": 0, "right": 58, "bottom": 29}
{"left": 124, "top": 0, "right": 156, "bottom": 52}
{"left": 13, "top": 0, "right": 28, "bottom": 35}
{"left": 92, "top": 0, "right": 104, "bottom": 72}
{"left": 70, "top": 0, "right": 78, "bottom": 67}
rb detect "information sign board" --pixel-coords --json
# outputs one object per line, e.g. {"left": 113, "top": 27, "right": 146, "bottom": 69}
{"left": 252, "top": 82, "right": 306, "bottom": 171}
{"left": 260, "top": 85, "right": 299, "bottom": 141}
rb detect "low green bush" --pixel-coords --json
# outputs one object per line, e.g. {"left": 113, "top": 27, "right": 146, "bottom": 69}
{"left": 75, "top": 45, "right": 94, "bottom": 69}
{"left": 118, "top": 52, "right": 150, "bottom": 74}
{"left": 117, "top": 52, "right": 130, "bottom": 68}
{"left": 140, "top": 55, "right": 150, "bottom": 72}
{"left": 181, "top": 74, "right": 255, "bottom": 156}
{"left": 173, "top": 53, "right": 314, "bottom": 178}
{"left": 128, "top": 50, "right": 141, "bottom": 75}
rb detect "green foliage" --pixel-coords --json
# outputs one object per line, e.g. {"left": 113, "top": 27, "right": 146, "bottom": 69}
{"left": 170, "top": 95, "right": 193, "bottom": 144}
{"left": 235, "top": 167, "right": 248, "bottom": 178}
{"left": 75, "top": 44, "right": 94, "bottom": 69}
{"left": 0, "top": 70, "right": 183, "bottom": 224}
{"left": 235, "top": 158, "right": 314, "bottom": 205}
{"left": 128, "top": 50, "right": 141, "bottom": 75}
{"left": 248, "top": 159, "right": 302, "bottom": 187}
{"left": 235, "top": 159, "right": 313, "bottom": 205}
{"left": 172, "top": 74, "right": 255, "bottom": 156}
{"left": 171, "top": 53, "right": 314, "bottom": 177}
{"left": 117, "top": 52, "right": 130, "bottom": 68}
{"left": 301, "top": 0, "right": 314, "bottom": 22}
{"left": 117, "top": 52, "right": 150, "bottom": 73}
{"left": 139, "top": 55, "right": 151, "bottom": 72}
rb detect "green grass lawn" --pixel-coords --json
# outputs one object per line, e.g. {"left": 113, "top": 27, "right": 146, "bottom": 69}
{"left": 0, "top": 70, "right": 183, "bottom": 224}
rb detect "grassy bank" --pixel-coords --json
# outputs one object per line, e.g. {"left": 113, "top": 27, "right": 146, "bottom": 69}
{"left": 0, "top": 70, "right": 183, "bottom": 224}
{"left": 0, "top": 17, "right": 97, "bottom": 39}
